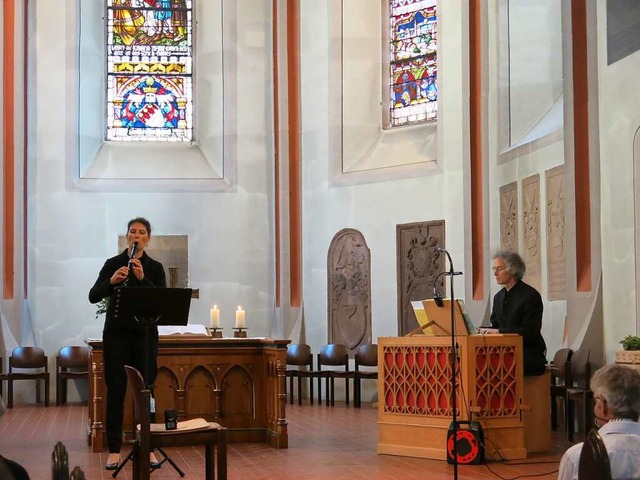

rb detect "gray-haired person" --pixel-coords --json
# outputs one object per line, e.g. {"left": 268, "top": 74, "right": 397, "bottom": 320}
{"left": 558, "top": 364, "right": 640, "bottom": 479}
{"left": 480, "top": 251, "right": 547, "bottom": 376}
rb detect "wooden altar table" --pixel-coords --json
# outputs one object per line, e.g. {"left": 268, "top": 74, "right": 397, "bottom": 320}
{"left": 86, "top": 337, "right": 289, "bottom": 453}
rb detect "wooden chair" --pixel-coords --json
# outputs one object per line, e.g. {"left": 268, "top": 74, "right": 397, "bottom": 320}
{"left": 56, "top": 346, "right": 89, "bottom": 406}
{"left": 549, "top": 347, "right": 573, "bottom": 430}
{"left": 566, "top": 346, "right": 592, "bottom": 442}
{"left": 354, "top": 344, "right": 378, "bottom": 408}
{"left": 578, "top": 429, "right": 612, "bottom": 480}
{"left": 7, "top": 346, "right": 49, "bottom": 408}
{"left": 285, "top": 344, "right": 317, "bottom": 405}
{"left": 317, "top": 344, "right": 353, "bottom": 406}
{"left": 124, "top": 365, "right": 227, "bottom": 480}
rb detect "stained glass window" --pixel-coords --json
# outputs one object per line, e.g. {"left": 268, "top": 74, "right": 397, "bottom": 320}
{"left": 389, "top": 0, "right": 437, "bottom": 127}
{"left": 106, "top": 0, "right": 193, "bottom": 142}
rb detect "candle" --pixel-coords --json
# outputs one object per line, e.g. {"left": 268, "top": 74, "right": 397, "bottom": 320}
{"left": 210, "top": 305, "right": 220, "bottom": 329}
{"left": 235, "top": 306, "right": 245, "bottom": 328}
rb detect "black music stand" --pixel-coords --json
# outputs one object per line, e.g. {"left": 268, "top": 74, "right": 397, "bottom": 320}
{"left": 111, "top": 287, "right": 193, "bottom": 478}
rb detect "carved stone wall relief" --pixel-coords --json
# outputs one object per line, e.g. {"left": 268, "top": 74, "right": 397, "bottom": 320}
{"left": 522, "top": 175, "right": 541, "bottom": 292}
{"left": 327, "top": 229, "right": 371, "bottom": 355}
{"left": 396, "top": 221, "right": 446, "bottom": 336}
{"left": 500, "top": 183, "right": 518, "bottom": 252}
{"left": 118, "top": 235, "right": 189, "bottom": 287}
{"left": 546, "top": 165, "right": 566, "bottom": 300}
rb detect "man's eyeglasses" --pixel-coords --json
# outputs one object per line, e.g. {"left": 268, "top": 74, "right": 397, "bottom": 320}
{"left": 491, "top": 266, "right": 506, "bottom": 273}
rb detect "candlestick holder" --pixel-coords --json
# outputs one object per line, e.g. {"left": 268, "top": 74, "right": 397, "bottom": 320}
{"left": 233, "top": 327, "right": 248, "bottom": 338}
{"left": 207, "top": 327, "right": 223, "bottom": 338}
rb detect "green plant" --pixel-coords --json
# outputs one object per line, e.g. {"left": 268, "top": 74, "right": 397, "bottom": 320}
{"left": 95, "top": 297, "right": 109, "bottom": 319}
{"left": 620, "top": 335, "right": 640, "bottom": 351}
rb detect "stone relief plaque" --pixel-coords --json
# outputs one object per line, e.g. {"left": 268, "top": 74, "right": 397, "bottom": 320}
{"left": 546, "top": 165, "right": 566, "bottom": 300}
{"left": 500, "top": 182, "right": 518, "bottom": 252}
{"left": 396, "top": 221, "right": 446, "bottom": 336}
{"left": 118, "top": 235, "right": 188, "bottom": 288}
{"left": 522, "top": 175, "right": 541, "bottom": 292}
{"left": 328, "top": 229, "right": 371, "bottom": 355}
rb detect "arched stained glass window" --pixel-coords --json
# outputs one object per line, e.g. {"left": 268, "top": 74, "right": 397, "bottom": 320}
{"left": 106, "top": 0, "right": 193, "bottom": 142}
{"left": 389, "top": 0, "right": 437, "bottom": 127}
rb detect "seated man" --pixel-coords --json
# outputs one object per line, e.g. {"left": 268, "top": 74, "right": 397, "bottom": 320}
{"left": 557, "top": 364, "right": 640, "bottom": 480}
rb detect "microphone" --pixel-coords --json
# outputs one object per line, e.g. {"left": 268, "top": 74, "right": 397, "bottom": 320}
{"left": 127, "top": 242, "right": 139, "bottom": 269}
{"left": 433, "top": 286, "right": 444, "bottom": 307}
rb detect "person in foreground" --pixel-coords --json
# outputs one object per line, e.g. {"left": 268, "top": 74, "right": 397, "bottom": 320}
{"left": 0, "top": 395, "right": 30, "bottom": 479}
{"left": 557, "top": 364, "right": 640, "bottom": 480}
{"left": 89, "top": 217, "right": 166, "bottom": 470}
{"left": 480, "top": 251, "right": 547, "bottom": 376}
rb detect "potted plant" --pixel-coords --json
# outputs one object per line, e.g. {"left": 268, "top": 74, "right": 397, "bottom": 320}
{"left": 615, "top": 335, "right": 640, "bottom": 367}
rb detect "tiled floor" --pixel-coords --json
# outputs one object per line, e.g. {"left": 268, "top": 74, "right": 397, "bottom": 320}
{"left": 0, "top": 401, "right": 573, "bottom": 479}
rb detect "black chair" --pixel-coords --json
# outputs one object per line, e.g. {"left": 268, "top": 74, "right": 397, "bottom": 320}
{"left": 124, "top": 365, "right": 227, "bottom": 480}
{"left": 285, "top": 344, "right": 317, "bottom": 405}
{"left": 7, "top": 346, "right": 49, "bottom": 408}
{"left": 354, "top": 344, "right": 378, "bottom": 408}
{"left": 566, "top": 346, "right": 592, "bottom": 442}
{"left": 52, "top": 441, "right": 86, "bottom": 480}
{"left": 317, "top": 344, "right": 353, "bottom": 406}
{"left": 578, "top": 428, "right": 612, "bottom": 480}
{"left": 0, "top": 357, "right": 7, "bottom": 399}
{"left": 56, "top": 346, "right": 89, "bottom": 406}
{"left": 549, "top": 347, "right": 573, "bottom": 430}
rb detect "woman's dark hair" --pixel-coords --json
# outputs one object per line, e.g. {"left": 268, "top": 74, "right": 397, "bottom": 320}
{"left": 127, "top": 217, "right": 152, "bottom": 236}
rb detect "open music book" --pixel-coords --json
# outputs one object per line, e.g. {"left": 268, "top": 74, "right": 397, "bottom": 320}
{"left": 158, "top": 324, "right": 209, "bottom": 336}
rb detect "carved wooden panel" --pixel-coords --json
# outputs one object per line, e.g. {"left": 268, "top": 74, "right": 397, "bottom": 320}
{"left": 522, "top": 175, "right": 541, "bottom": 292}
{"left": 396, "top": 221, "right": 445, "bottom": 336}
{"left": 118, "top": 234, "right": 188, "bottom": 288}
{"left": 500, "top": 183, "right": 518, "bottom": 252}
{"left": 546, "top": 165, "right": 566, "bottom": 300}
{"left": 328, "top": 229, "right": 371, "bottom": 354}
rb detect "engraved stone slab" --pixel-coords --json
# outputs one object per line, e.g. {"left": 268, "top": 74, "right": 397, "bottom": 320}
{"left": 500, "top": 182, "right": 518, "bottom": 252}
{"left": 396, "top": 221, "right": 446, "bottom": 336}
{"left": 522, "top": 174, "right": 541, "bottom": 292}
{"left": 545, "top": 165, "right": 566, "bottom": 300}
{"left": 328, "top": 229, "right": 371, "bottom": 354}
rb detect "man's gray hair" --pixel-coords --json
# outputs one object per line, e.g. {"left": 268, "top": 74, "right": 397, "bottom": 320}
{"left": 591, "top": 364, "right": 640, "bottom": 421}
{"left": 493, "top": 251, "right": 526, "bottom": 281}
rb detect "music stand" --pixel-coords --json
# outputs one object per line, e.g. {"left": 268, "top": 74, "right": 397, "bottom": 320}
{"left": 111, "top": 287, "right": 192, "bottom": 478}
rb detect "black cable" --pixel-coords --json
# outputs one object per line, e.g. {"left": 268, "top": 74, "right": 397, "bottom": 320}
{"left": 482, "top": 462, "right": 559, "bottom": 480}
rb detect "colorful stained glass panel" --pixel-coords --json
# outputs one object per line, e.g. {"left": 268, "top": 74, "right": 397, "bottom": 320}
{"left": 106, "top": 0, "right": 193, "bottom": 142}
{"left": 390, "top": 0, "right": 437, "bottom": 126}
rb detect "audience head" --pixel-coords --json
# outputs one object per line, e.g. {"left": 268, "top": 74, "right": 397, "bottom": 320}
{"left": 591, "top": 364, "right": 640, "bottom": 422}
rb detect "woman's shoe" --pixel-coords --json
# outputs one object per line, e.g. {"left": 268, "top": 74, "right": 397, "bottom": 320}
{"left": 150, "top": 451, "right": 162, "bottom": 469}
{"left": 104, "top": 453, "right": 121, "bottom": 470}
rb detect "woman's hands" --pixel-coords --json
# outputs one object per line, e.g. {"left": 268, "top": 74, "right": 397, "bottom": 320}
{"left": 109, "top": 260, "right": 144, "bottom": 285}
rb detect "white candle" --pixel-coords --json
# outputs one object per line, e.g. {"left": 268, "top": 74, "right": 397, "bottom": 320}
{"left": 210, "top": 305, "right": 220, "bottom": 329}
{"left": 235, "top": 306, "right": 245, "bottom": 328}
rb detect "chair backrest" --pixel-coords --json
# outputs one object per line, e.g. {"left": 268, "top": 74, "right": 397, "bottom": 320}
{"left": 57, "top": 346, "right": 89, "bottom": 371}
{"left": 10, "top": 347, "right": 47, "bottom": 371}
{"left": 286, "top": 344, "right": 313, "bottom": 368}
{"left": 578, "top": 428, "right": 612, "bottom": 480}
{"left": 551, "top": 348, "right": 573, "bottom": 385}
{"left": 124, "top": 365, "right": 152, "bottom": 435}
{"left": 570, "top": 347, "right": 591, "bottom": 388}
{"left": 355, "top": 344, "right": 378, "bottom": 369}
{"left": 318, "top": 344, "right": 349, "bottom": 368}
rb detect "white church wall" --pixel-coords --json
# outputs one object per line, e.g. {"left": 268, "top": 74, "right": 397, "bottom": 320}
{"left": 596, "top": 1, "right": 640, "bottom": 362}
{"left": 27, "top": 0, "right": 276, "bottom": 364}
{"left": 299, "top": 0, "right": 468, "bottom": 382}
{"left": 488, "top": 0, "right": 567, "bottom": 360}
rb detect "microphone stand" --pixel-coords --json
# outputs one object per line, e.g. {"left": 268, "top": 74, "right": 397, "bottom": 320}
{"left": 438, "top": 247, "right": 461, "bottom": 480}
